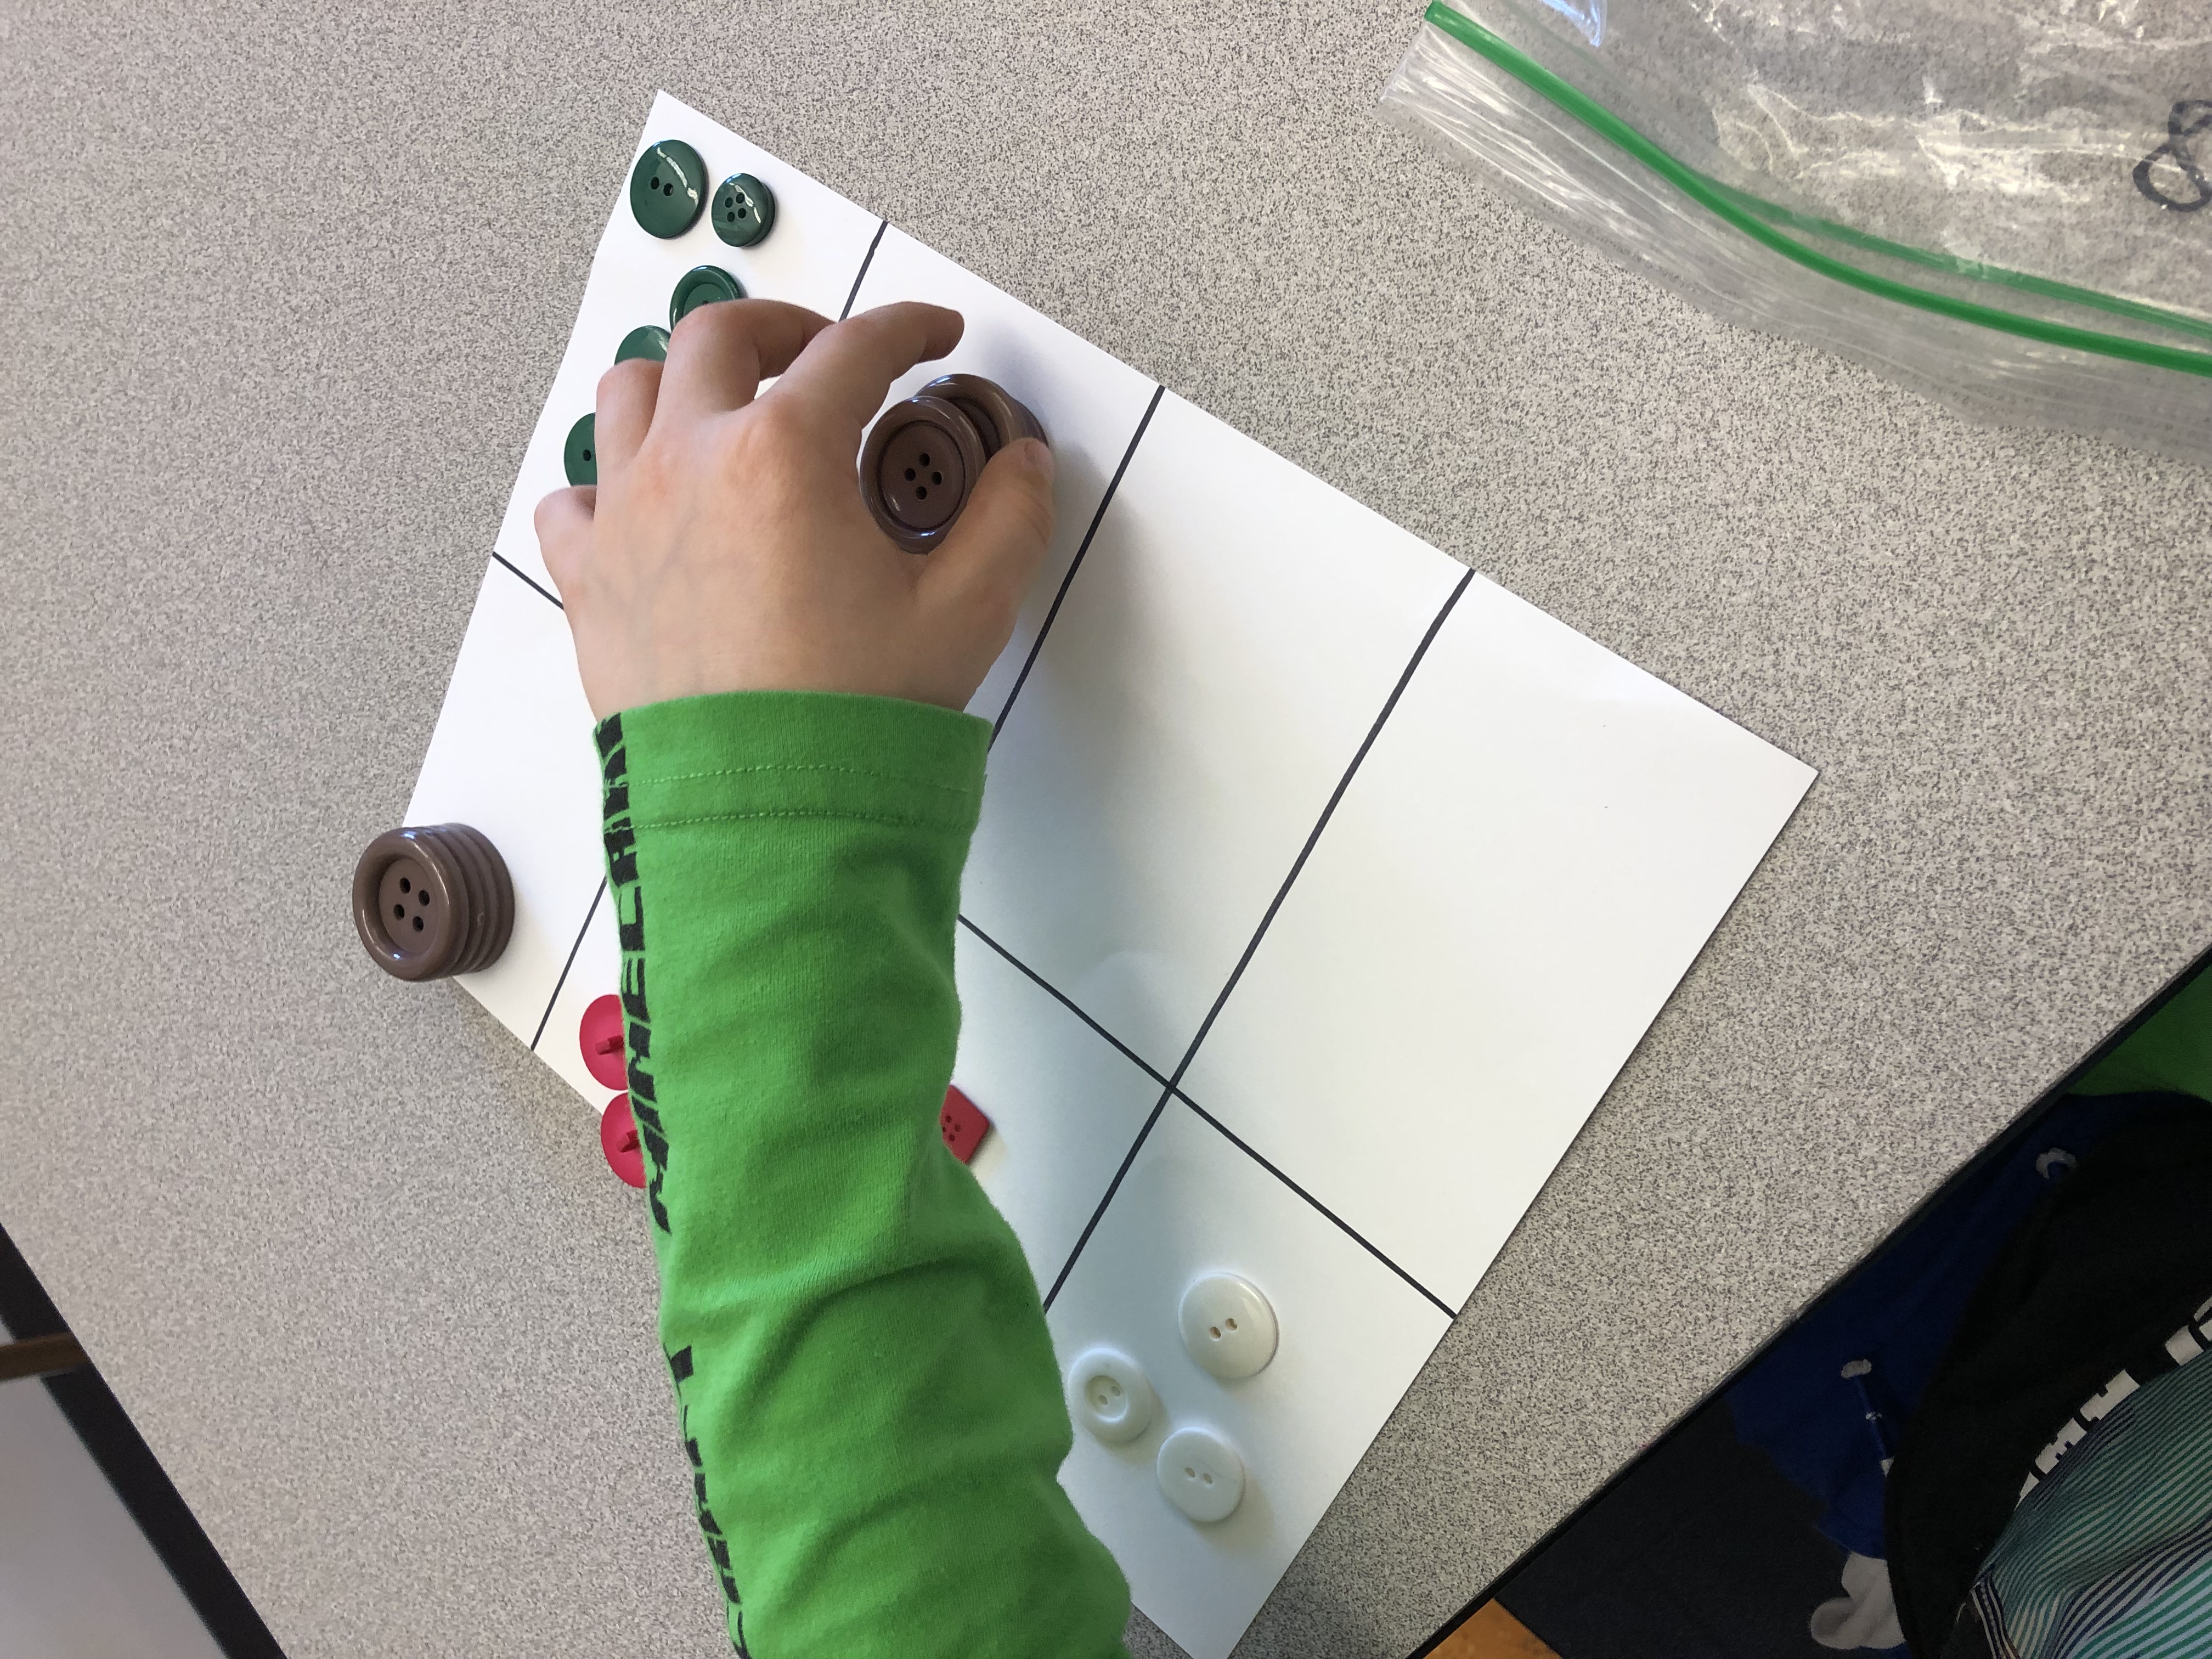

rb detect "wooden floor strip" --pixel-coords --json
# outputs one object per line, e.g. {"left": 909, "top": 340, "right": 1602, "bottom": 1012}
{"left": 1429, "top": 1600, "right": 1560, "bottom": 1659}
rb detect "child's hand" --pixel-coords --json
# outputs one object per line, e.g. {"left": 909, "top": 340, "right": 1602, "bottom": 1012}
{"left": 537, "top": 299, "right": 1056, "bottom": 719}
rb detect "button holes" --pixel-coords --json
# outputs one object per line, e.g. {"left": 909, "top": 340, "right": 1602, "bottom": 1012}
{"left": 1209, "top": 1324, "right": 1222, "bottom": 1340}
{"left": 1183, "top": 1466, "right": 1197, "bottom": 1479}
{"left": 1224, "top": 1317, "right": 1238, "bottom": 1330}
{"left": 392, "top": 904, "right": 405, "bottom": 920}
{"left": 916, "top": 486, "right": 928, "bottom": 499}
{"left": 904, "top": 467, "right": 916, "bottom": 480}
{"left": 411, "top": 916, "right": 425, "bottom": 932}
{"left": 398, "top": 877, "right": 411, "bottom": 894}
{"left": 1201, "top": 1472, "right": 1215, "bottom": 1485}
{"left": 918, "top": 452, "right": 930, "bottom": 465}
{"left": 931, "top": 470, "right": 942, "bottom": 484}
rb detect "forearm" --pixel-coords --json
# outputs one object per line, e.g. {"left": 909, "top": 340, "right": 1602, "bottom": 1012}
{"left": 600, "top": 689, "right": 1129, "bottom": 1658}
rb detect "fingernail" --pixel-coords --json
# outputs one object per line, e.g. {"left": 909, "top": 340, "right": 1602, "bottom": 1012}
{"left": 1022, "top": 437, "right": 1055, "bottom": 483}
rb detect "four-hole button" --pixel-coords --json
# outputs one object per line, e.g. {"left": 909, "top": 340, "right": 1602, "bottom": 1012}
{"left": 711, "top": 173, "right": 777, "bottom": 248}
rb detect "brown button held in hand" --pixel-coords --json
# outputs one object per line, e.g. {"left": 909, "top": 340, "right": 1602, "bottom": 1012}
{"left": 860, "top": 374, "right": 1048, "bottom": 554}
{"left": 352, "top": 825, "right": 514, "bottom": 980}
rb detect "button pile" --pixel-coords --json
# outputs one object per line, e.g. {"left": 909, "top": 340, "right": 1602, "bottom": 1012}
{"left": 1063, "top": 1272, "right": 1280, "bottom": 1525}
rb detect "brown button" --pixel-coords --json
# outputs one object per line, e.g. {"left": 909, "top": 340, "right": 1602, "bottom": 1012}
{"left": 858, "top": 375, "right": 1048, "bottom": 554}
{"left": 925, "top": 373, "right": 1049, "bottom": 453}
{"left": 352, "top": 824, "right": 514, "bottom": 981}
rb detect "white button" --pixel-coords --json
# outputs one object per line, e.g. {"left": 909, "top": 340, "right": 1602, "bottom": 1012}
{"left": 1178, "top": 1273, "right": 1278, "bottom": 1380}
{"left": 1156, "top": 1426, "right": 1245, "bottom": 1523}
{"left": 1065, "top": 1347, "right": 1157, "bottom": 1444}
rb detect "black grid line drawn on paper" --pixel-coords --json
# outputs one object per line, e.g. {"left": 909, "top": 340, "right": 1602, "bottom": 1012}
{"left": 839, "top": 219, "right": 890, "bottom": 321}
{"left": 988, "top": 385, "right": 1165, "bottom": 742}
{"left": 1037, "top": 568, "right": 1477, "bottom": 1312}
{"left": 532, "top": 877, "right": 608, "bottom": 1052}
{"left": 494, "top": 552, "right": 563, "bottom": 610}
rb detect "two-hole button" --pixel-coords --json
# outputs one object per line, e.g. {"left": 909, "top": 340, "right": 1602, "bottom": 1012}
{"left": 1180, "top": 1273, "right": 1278, "bottom": 1380}
{"left": 1066, "top": 1347, "right": 1158, "bottom": 1444}
{"left": 629, "top": 139, "right": 708, "bottom": 239}
{"left": 1157, "top": 1426, "right": 1245, "bottom": 1524}
{"left": 670, "top": 264, "right": 744, "bottom": 328}
{"left": 563, "top": 413, "right": 597, "bottom": 486}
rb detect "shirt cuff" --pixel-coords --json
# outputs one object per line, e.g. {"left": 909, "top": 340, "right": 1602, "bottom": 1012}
{"left": 601, "top": 689, "right": 990, "bottom": 836}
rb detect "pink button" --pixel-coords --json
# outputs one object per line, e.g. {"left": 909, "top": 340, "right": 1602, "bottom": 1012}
{"left": 601, "top": 1093, "right": 645, "bottom": 1188}
{"left": 940, "top": 1086, "right": 990, "bottom": 1164}
{"left": 579, "top": 994, "right": 628, "bottom": 1090}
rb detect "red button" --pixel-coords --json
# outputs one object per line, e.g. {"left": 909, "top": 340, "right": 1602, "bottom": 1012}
{"left": 601, "top": 1093, "right": 645, "bottom": 1188}
{"left": 940, "top": 1085, "right": 990, "bottom": 1164}
{"left": 579, "top": 994, "right": 628, "bottom": 1090}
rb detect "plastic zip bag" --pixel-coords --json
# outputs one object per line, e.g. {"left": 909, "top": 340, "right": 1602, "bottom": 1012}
{"left": 1379, "top": 0, "right": 2212, "bottom": 462}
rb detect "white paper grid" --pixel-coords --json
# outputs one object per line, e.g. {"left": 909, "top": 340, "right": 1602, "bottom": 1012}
{"left": 409, "top": 90, "right": 1816, "bottom": 1659}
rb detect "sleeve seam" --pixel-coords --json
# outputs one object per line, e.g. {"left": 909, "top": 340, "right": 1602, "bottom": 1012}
{"left": 633, "top": 809, "right": 978, "bottom": 833}
{"left": 634, "top": 762, "right": 980, "bottom": 799}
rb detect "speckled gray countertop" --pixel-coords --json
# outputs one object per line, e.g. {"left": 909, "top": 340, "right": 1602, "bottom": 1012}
{"left": 2, "top": 4, "right": 2208, "bottom": 1657}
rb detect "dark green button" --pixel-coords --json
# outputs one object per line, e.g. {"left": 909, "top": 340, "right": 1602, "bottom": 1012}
{"left": 616, "top": 325, "right": 669, "bottom": 364}
{"left": 670, "top": 265, "right": 745, "bottom": 327}
{"left": 710, "top": 173, "right": 776, "bottom": 247}
{"left": 629, "top": 140, "right": 707, "bottom": 239}
{"left": 563, "top": 413, "right": 597, "bottom": 486}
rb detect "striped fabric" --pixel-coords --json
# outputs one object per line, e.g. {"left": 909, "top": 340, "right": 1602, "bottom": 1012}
{"left": 1969, "top": 1336, "right": 2212, "bottom": 1658}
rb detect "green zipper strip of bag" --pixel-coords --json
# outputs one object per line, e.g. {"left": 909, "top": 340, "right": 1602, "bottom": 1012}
{"left": 1423, "top": 1, "right": 2212, "bottom": 379}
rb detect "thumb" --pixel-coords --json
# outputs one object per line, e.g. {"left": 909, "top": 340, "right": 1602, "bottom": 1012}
{"left": 534, "top": 484, "right": 597, "bottom": 600}
{"left": 921, "top": 438, "right": 1056, "bottom": 633}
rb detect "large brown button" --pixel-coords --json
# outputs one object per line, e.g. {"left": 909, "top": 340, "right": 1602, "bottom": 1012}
{"left": 926, "top": 373, "right": 1049, "bottom": 453}
{"left": 858, "top": 375, "right": 1048, "bottom": 554}
{"left": 352, "top": 824, "right": 514, "bottom": 981}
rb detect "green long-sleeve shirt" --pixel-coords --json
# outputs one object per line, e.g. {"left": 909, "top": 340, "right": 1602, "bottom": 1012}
{"left": 596, "top": 689, "right": 1131, "bottom": 1658}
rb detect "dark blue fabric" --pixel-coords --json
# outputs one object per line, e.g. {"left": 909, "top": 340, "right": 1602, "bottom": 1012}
{"left": 1499, "top": 1399, "right": 1854, "bottom": 1659}
{"left": 1724, "top": 1092, "right": 2189, "bottom": 1560}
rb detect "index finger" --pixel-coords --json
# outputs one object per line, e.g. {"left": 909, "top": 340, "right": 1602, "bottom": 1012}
{"left": 657, "top": 298, "right": 832, "bottom": 425}
{"left": 764, "top": 302, "right": 964, "bottom": 436}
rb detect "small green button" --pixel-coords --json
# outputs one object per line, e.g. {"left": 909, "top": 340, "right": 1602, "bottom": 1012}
{"left": 629, "top": 140, "right": 707, "bottom": 239}
{"left": 563, "top": 413, "right": 597, "bottom": 486}
{"left": 670, "top": 265, "right": 745, "bottom": 328}
{"left": 711, "top": 173, "right": 776, "bottom": 247}
{"left": 616, "top": 325, "right": 670, "bottom": 364}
